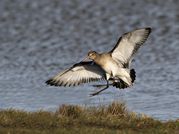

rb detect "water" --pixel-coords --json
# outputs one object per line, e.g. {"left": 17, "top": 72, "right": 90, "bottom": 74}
{"left": 0, "top": 0, "right": 179, "bottom": 120}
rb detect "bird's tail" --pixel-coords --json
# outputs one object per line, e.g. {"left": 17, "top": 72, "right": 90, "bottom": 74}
{"left": 112, "top": 69, "right": 136, "bottom": 89}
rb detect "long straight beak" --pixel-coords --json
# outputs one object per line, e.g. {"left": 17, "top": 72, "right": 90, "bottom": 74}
{"left": 82, "top": 56, "right": 90, "bottom": 61}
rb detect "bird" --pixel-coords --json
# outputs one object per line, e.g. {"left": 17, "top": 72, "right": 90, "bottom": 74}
{"left": 46, "top": 27, "right": 152, "bottom": 96}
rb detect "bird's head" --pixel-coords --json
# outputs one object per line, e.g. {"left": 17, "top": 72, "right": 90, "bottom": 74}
{"left": 82, "top": 51, "right": 98, "bottom": 61}
{"left": 88, "top": 51, "right": 97, "bottom": 60}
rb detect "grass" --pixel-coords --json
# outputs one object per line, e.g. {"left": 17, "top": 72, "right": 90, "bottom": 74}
{"left": 0, "top": 102, "right": 179, "bottom": 134}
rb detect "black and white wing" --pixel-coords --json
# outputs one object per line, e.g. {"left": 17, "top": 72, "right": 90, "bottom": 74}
{"left": 46, "top": 61, "right": 105, "bottom": 87}
{"left": 110, "top": 27, "right": 151, "bottom": 67}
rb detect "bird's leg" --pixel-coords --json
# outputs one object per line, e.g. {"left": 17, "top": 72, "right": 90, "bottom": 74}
{"left": 92, "top": 83, "right": 113, "bottom": 88}
{"left": 90, "top": 81, "right": 109, "bottom": 96}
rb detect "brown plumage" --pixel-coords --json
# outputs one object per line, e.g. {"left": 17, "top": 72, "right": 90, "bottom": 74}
{"left": 46, "top": 27, "right": 152, "bottom": 96}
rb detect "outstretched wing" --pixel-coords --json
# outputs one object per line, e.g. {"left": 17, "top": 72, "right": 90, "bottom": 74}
{"left": 46, "top": 61, "right": 105, "bottom": 87}
{"left": 110, "top": 27, "right": 151, "bottom": 67}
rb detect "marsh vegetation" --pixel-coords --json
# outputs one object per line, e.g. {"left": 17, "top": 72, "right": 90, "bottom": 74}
{"left": 0, "top": 102, "right": 179, "bottom": 134}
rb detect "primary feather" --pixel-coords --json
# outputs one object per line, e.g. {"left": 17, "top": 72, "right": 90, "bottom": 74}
{"left": 46, "top": 61, "right": 105, "bottom": 87}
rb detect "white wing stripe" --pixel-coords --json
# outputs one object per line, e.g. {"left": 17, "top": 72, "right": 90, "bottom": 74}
{"left": 46, "top": 61, "right": 105, "bottom": 87}
{"left": 110, "top": 28, "right": 151, "bottom": 67}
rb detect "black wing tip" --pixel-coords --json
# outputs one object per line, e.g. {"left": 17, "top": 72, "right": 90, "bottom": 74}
{"left": 45, "top": 79, "right": 56, "bottom": 86}
{"left": 145, "top": 27, "right": 152, "bottom": 34}
{"left": 46, "top": 79, "right": 77, "bottom": 87}
{"left": 46, "top": 78, "right": 61, "bottom": 86}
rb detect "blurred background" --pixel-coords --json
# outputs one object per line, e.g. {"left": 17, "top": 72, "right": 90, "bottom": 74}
{"left": 0, "top": 0, "right": 179, "bottom": 120}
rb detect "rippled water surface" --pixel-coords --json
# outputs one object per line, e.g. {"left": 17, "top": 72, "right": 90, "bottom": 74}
{"left": 0, "top": 0, "right": 179, "bottom": 120}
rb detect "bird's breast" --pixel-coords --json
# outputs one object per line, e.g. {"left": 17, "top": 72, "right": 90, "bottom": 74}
{"left": 101, "top": 61, "right": 119, "bottom": 77}
{"left": 94, "top": 54, "right": 120, "bottom": 76}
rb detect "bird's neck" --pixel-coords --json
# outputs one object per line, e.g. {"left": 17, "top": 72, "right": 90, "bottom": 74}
{"left": 93, "top": 53, "right": 104, "bottom": 66}
{"left": 94, "top": 53, "right": 112, "bottom": 66}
